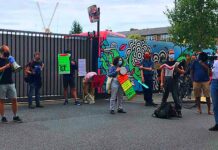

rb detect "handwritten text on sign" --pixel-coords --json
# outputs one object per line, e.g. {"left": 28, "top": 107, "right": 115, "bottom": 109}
{"left": 58, "top": 54, "right": 70, "bottom": 74}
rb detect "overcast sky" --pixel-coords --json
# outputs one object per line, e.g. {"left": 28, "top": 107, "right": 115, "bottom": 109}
{"left": 0, "top": 0, "right": 175, "bottom": 34}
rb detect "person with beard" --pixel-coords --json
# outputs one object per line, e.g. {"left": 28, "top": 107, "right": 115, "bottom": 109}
{"left": 108, "top": 57, "right": 126, "bottom": 114}
{"left": 160, "top": 49, "right": 185, "bottom": 118}
{"left": 140, "top": 51, "right": 157, "bottom": 106}
{"left": 0, "top": 45, "right": 22, "bottom": 123}
{"left": 25, "top": 52, "right": 44, "bottom": 108}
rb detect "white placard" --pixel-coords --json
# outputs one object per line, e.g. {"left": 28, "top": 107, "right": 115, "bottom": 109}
{"left": 78, "top": 59, "right": 87, "bottom": 76}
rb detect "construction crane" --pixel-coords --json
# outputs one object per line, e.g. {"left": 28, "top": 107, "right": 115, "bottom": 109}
{"left": 36, "top": 1, "right": 59, "bottom": 33}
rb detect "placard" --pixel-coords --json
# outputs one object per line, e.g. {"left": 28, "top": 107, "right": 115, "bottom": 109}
{"left": 78, "top": 59, "right": 87, "bottom": 76}
{"left": 117, "top": 74, "right": 136, "bottom": 100}
{"left": 58, "top": 54, "right": 70, "bottom": 74}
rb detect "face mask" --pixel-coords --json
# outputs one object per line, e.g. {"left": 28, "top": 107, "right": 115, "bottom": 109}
{"left": 3, "top": 52, "right": 10, "bottom": 58}
{"left": 118, "top": 60, "right": 122, "bottom": 66}
{"left": 169, "top": 54, "right": 175, "bottom": 59}
{"left": 144, "top": 54, "right": 150, "bottom": 59}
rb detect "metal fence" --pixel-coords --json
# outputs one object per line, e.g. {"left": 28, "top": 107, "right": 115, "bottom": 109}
{"left": 0, "top": 29, "right": 97, "bottom": 101}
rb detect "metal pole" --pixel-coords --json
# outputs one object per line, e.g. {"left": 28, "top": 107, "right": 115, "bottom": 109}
{"left": 97, "top": 8, "right": 100, "bottom": 38}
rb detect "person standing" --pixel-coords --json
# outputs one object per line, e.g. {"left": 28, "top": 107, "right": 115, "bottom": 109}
{"left": 63, "top": 58, "right": 80, "bottom": 106}
{"left": 209, "top": 56, "right": 218, "bottom": 131}
{"left": 160, "top": 49, "right": 184, "bottom": 118}
{"left": 108, "top": 57, "right": 126, "bottom": 114}
{"left": 140, "top": 51, "right": 156, "bottom": 106}
{"left": 0, "top": 45, "right": 22, "bottom": 123}
{"left": 26, "top": 52, "right": 44, "bottom": 109}
{"left": 191, "top": 52, "right": 213, "bottom": 115}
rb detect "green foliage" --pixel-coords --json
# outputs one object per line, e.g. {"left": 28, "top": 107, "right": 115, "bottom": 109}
{"left": 127, "top": 34, "right": 145, "bottom": 41}
{"left": 69, "top": 21, "right": 83, "bottom": 34}
{"left": 165, "top": 0, "right": 218, "bottom": 52}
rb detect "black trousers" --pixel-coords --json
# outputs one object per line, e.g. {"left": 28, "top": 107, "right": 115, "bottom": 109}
{"left": 162, "top": 77, "right": 182, "bottom": 111}
{"left": 143, "top": 74, "right": 153, "bottom": 104}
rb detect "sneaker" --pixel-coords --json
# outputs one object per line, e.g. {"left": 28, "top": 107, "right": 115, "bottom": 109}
{"left": 177, "top": 111, "right": 182, "bottom": 118}
{"left": 28, "top": 105, "right": 35, "bottom": 109}
{"left": 145, "top": 102, "right": 157, "bottom": 107}
{"left": 36, "top": 105, "right": 44, "bottom": 108}
{"left": 209, "top": 124, "right": 218, "bottom": 131}
{"left": 110, "top": 110, "right": 115, "bottom": 114}
{"left": 89, "top": 100, "right": 95, "bottom": 104}
{"left": 74, "top": 101, "right": 81, "bottom": 106}
{"left": 13, "top": 116, "right": 22, "bottom": 123}
{"left": 1, "top": 117, "right": 8, "bottom": 123}
{"left": 117, "top": 109, "right": 127, "bottom": 113}
{"left": 64, "top": 100, "right": 69, "bottom": 105}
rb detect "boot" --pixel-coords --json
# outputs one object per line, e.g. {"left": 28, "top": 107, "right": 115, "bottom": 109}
{"left": 196, "top": 97, "right": 202, "bottom": 114}
{"left": 206, "top": 97, "right": 213, "bottom": 115}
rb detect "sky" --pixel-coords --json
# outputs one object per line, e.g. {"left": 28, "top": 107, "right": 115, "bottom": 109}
{"left": 0, "top": 0, "right": 175, "bottom": 34}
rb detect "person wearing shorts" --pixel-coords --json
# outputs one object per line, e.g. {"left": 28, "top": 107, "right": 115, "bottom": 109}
{"left": 63, "top": 58, "right": 80, "bottom": 106}
{"left": 0, "top": 45, "right": 22, "bottom": 123}
{"left": 191, "top": 52, "right": 213, "bottom": 115}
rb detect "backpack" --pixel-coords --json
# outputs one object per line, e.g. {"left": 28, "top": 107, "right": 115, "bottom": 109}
{"left": 153, "top": 102, "right": 177, "bottom": 119}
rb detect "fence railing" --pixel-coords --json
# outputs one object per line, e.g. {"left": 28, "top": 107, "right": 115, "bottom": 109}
{"left": 0, "top": 29, "right": 96, "bottom": 101}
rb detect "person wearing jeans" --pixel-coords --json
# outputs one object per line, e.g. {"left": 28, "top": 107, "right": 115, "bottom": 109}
{"left": 108, "top": 57, "right": 126, "bottom": 115}
{"left": 209, "top": 59, "right": 218, "bottom": 131}
{"left": 26, "top": 52, "right": 44, "bottom": 109}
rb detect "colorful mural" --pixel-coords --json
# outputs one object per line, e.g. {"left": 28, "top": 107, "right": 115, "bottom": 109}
{"left": 98, "top": 37, "right": 187, "bottom": 92}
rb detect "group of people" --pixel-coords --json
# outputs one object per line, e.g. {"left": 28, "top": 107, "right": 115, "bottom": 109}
{"left": 1, "top": 44, "right": 218, "bottom": 132}
{"left": 107, "top": 49, "right": 218, "bottom": 131}
{"left": 0, "top": 45, "right": 98, "bottom": 123}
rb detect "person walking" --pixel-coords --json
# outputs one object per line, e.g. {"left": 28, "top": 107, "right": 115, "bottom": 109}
{"left": 108, "top": 57, "right": 126, "bottom": 114}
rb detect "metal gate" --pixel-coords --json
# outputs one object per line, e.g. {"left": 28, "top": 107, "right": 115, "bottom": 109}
{"left": 0, "top": 29, "right": 97, "bottom": 101}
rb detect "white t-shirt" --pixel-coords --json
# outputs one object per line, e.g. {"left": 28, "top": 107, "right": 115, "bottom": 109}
{"left": 212, "top": 60, "right": 218, "bottom": 79}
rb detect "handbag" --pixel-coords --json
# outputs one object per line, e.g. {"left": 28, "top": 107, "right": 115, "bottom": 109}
{"left": 106, "top": 76, "right": 113, "bottom": 94}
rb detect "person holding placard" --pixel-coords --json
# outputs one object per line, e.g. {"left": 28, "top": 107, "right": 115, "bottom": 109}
{"left": 63, "top": 58, "right": 80, "bottom": 106}
{"left": 160, "top": 49, "right": 184, "bottom": 118}
{"left": 108, "top": 57, "right": 126, "bottom": 114}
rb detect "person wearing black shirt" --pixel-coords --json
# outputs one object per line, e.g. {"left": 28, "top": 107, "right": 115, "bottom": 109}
{"left": 160, "top": 49, "right": 185, "bottom": 118}
{"left": 0, "top": 45, "right": 22, "bottom": 123}
{"left": 63, "top": 58, "right": 80, "bottom": 106}
{"left": 25, "top": 52, "right": 44, "bottom": 109}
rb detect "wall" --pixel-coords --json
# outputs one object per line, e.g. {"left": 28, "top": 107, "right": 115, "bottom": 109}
{"left": 98, "top": 37, "right": 187, "bottom": 92}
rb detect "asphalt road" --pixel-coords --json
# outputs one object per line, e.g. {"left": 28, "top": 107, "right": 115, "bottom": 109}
{"left": 0, "top": 94, "right": 217, "bottom": 150}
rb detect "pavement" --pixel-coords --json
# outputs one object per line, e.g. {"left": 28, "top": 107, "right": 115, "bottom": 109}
{"left": 0, "top": 93, "right": 218, "bottom": 150}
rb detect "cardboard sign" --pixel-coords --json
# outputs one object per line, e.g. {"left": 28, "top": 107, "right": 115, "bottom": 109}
{"left": 78, "top": 59, "right": 87, "bottom": 76}
{"left": 58, "top": 54, "right": 70, "bottom": 74}
{"left": 117, "top": 74, "right": 136, "bottom": 100}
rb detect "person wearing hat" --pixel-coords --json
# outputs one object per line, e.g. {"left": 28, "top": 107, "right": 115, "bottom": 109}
{"left": 0, "top": 45, "right": 22, "bottom": 123}
{"left": 160, "top": 49, "right": 185, "bottom": 118}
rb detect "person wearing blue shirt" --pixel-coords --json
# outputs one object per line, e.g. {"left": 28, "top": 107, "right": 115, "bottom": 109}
{"left": 191, "top": 52, "right": 213, "bottom": 115}
{"left": 140, "top": 51, "right": 156, "bottom": 106}
{"left": 108, "top": 57, "right": 126, "bottom": 114}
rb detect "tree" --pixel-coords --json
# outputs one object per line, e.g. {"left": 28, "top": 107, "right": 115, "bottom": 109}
{"left": 69, "top": 21, "right": 83, "bottom": 34}
{"left": 127, "top": 34, "right": 145, "bottom": 40}
{"left": 165, "top": 0, "right": 218, "bottom": 52}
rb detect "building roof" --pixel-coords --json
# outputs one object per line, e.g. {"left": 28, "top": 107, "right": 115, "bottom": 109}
{"left": 119, "top": 27, "right": 170, "bottom": 36}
